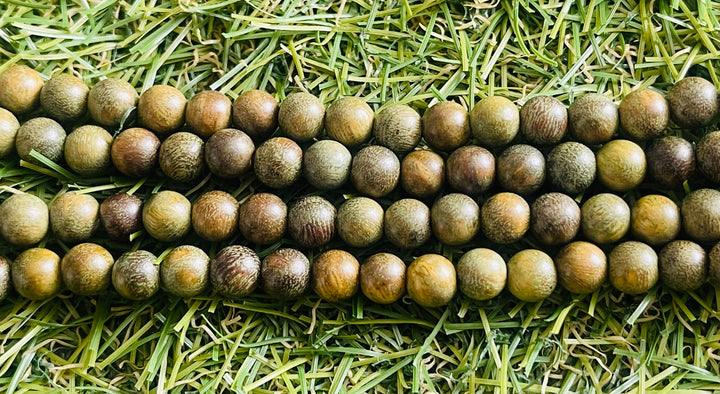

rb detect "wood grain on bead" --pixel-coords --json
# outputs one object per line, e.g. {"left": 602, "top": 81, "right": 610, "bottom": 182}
{"left": 681, "top": 189, "right": 720, "bottom": 242}
{"left": 161, "top": 245, "right": 209, "bottom": 298}
{"left": 50, "top": 192, "right": 100, "bottom": 243}
{"left": 373, "top": 104, "right": 421, "bottom": 152}
{"left": 210, "top": 245, "right": 261, "bottom": 299}
{"left": 0, "top": 108, "right": 19, "bottom": 158}
{"left": 384, "top": 198, "right": 431, "bottom": 249}
{"left": 325, "top": 97, "right": 374, "bottom": 147}
{"left": 360, "top": 253, "right": 406, "bottom": 304}
{"left": 608, "top": 241, "right": 658, "bottom": 295}
{"left": 287, "top": 195, "right": 336, "bottom": 248}
{"left": 456, "top": 248, "right": 506, "bottom": 301}
{"left": 138, "top": 85, "right": 187, "bottom": 135}
{"left": 568, "top": 93, "right": 618, "bottom": 145}
{"left": 112, "top": 250, "right": 159, "bottom": 301}
{"left": 337, "top": 197, "right": 384, "bottom": 248}
{"left": 470, "top": 96, "right": 519, "bottom": 147}
{"left": 422, "top": 101, "right": 469, "bottom": 151}
{"left": 406, "top": 254, "right": 456, "bottom": 307}
{"left": 12, "top": 248, "right": 61, "bottom": 300}
{"left": 158, "top": 131, "right": 205, "bottom": 183}
{"left": 100, "top": 192, "right": 143, "bottom": 241}
{"left": 303, "top": 140, "right": 351, "bottom": 190}
{"left": 446, "top": 145, "right": 495, "bottom": 196}
{"left": 0, "top": 65, "right": 44, "bottom": 114}
{"left": 238, "top": 193, "right": 287, "bottom": 245}
{"left": 630, "top": 195, "right": 680, "bottom": 245}
{"left": 546, "top": 142, "right": 596, "bottom": 195}
{"left": 186, "top": 90, "right": 232, "bottom": 138}
{"left": 192, "top": 190, "right": 238, "bottom": 242}
{"left": 254, "top": 137, "right": 303, "bottom": 189}
{"left": 0, "top": 193, "right": 48, "bottom": 246}
{"left": 581, "top": 193, "right": 630, "bottom": 244}
{"left": 496, "top": 144, "right": 545, "bottom": 195}
{"left": 520, "top": 96, "right": 567, "bottom": 145}
{"left": 64, "top": 125, "right": 113, "bottom": 176}
{"left": 659, "top": 240, "right": 706, "bottom": 292}
{"left": 88, "top": 78, "right": 139, "bottom": 127}
{"left": 261, "top": 248, "right": 310, "bottom": 300}
{"left": 667, "top": 77, "right": 718, "bottom": 129}
{"left": 618, "top": 89, "right": 669, "bottom": 140}
{"left": 400, "top": 150, "right": 444, "bottom": 199}
{"left": 555, "top": 241, "right": 606, "bottom": 294}
{"left": 41, "top": 74, "right": 89, "bottom": 122}
{"left": 278, "top": 92, "right": 324, "bottom": 142}
{"left": 480, "top": 192, "right": 530, "bottom": 244}
{"left": 312, "top": 250, "right": 359, "bottom": 302}
{"left": 204, "top": 128, "right": 254, "bottom": 178}
{"left": 111, "top": 127, "right": 160, "bottom": 178}
{"left": 232, "top": 90, "right": 279, "bottom": 141}
{"left": 530, "top": 192, "right": 580, "bottom": 246}
{"left": 142, "top": 190, "right": 192, "bottom": 242}
{"left": 61, "top": 243, "right": 114, "bottom": 296}
{"left": 596, "top": 139, "right": 646, "bottom": 192}
{"left": 350, "top": 145, "right": 400, "bottom": 197}
{"left": 15, "top": 117, "right": 66, "bottom": 164}
{"left": 431, "top": 193, "right": 479, "bottom": 245}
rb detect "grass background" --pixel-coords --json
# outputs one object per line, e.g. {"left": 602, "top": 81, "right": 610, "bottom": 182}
{"left": 2, "top": 0, "right": 720, "bottom": 392}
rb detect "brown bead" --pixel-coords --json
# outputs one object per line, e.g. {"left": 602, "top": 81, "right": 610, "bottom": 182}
{"left": 312, "top": 249, "right": 359, "bottom": 302}
{"left": 278, "top": 92, "right": 324, "bottom": 142}
{"left": 158, "top": 132, "right": 205, "bottom": 183}
{"left": 609, "top": 241, "right": 658, "bottom": 295}
{"left": 12, "top": 248, "right": 61, "bottom": 300}
{"left": 568, "top": 93, "right": 617, "bottom": 145}
{"left": 261, "top": 248, "right": 310, "bottom": 300}
{"left": 61, "top": 243, "right": 114, "bottom": 296}
{"left": 254, "top": 137, "right": 302, "bottom": 189}
{"left": 88, "top": 78, "right": 139, "bottom": 127}
{"left": 100, "top": 192, "right": 143, "bottom": 241}
{"left": 210, "top": 245, "right": 260, "bottom": 299}
{"left": 50, "top": 192, "right": 100, "bottom": 244}
{"left": 204, "top": 128, "right": 254, "bottom": 179}
{"left": 186, "top": 90, "right": 232, "bottom": 138}
{"left": 530, "top": 193, "right": 580, "bottom": 246}
{"left": 0, "top": 65, "right": 44, "bottom": 114}
{"left": 287, "top": 195, "right": 336, "bottom": 248}
{"left": 431, "top": 193, "right": 479, "bottom": 246}
{"left": 233, "top": 90, "right": 279, "bottom": 141}
{"left": 373, "top": 104, "right": 421, "bottom": 152}
{"left": 555, "top": 241, "right": 607, "bottom": 294}
{"left": 422, "top": 101, "right": 469, "bottom": 151}
{"left": 238, "top": 193, "right": 287, "bottom": 245}
{"left": 351, "top": 145, "right": 400, "bottom": 198}
{"left": 360, "top": 253, "right": 406, "bottom": 304}
{"left": 400, "top": 150, "right": 444, "bottom": 199}
{"left": 446, "top": 145, "right": 495, "bottom": 196}
{"left": 406, "top": 254, "right": 456, "bottom": 307}
{"left": 520, "top": 96, "right": 567, "bottom": 145}
{"left": 138, "top": 85, "right": 187, "bottom": 135}
{"left": 41, "top": 73, "right": 89, "bottom": 122}
{"left": 481, "top": 192, "right": 530, "bottom": 244}
{"left": 111, "top": 127, "right": 160, "bottom": 178}
{"left": 325, "top": 97, "right": 374, "bottom": 147}
{"left": 192, "top": 191, "right": 238, "bottom": 242}
{"left": 619, "top": 89, "right": 669, "bottom": 140}
{"left": 496, "top": 144, "right": 545, "bottom": 195}
{"left": 384, "top": 198, "right": 431, "bottom": 249}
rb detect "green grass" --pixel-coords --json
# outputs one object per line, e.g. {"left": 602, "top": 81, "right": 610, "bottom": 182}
{"left": 2, "top": 0, "right": 720, "bottom": 392}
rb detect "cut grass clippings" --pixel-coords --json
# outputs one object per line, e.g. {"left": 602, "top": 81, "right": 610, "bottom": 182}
{"left": 2, "top": 0, "right": 720, "bottom": 392}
